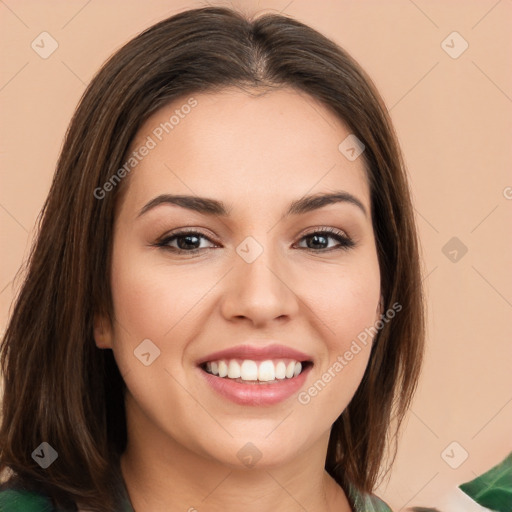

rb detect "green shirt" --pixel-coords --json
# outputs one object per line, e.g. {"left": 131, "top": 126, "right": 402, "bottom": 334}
{"left": 0, "top": 479, "right": 392, "bottom": 511}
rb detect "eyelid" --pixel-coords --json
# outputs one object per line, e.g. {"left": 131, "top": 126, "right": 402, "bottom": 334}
{"left": 299, "top": 226, "right": 349, "bottom": 238}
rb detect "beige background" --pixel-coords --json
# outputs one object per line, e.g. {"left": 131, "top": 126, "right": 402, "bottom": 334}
{"left": 1, "top": 1, "right": 511, "bottom": 510}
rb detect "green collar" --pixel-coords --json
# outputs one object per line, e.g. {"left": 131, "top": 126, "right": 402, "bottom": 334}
{"left": 0, "top": 478, "right": 392, "bottom": 511}
{"left": 347, "top": 483, "right": 393, "bottom": 512}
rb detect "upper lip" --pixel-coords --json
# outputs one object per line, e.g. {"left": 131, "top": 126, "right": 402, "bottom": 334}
{"left": 196, "top": 343, "right": 313, "bottom": 366}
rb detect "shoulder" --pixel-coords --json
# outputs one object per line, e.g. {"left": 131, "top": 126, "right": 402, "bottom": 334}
{"left": 0, "top": 487, "right": 56, "bottom": 512}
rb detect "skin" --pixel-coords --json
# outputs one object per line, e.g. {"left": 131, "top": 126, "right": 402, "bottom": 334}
{"left": 94, "top": 87, "right": 382, "bottom": 512}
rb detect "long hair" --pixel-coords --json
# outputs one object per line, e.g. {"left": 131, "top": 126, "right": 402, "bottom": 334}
{"left": 0, "top": 6, "right": 425, "bottom": 511}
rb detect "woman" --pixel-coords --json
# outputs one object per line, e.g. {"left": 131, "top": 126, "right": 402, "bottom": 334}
{"left": 0, "top": 6, "right": 424, "bottom": 511}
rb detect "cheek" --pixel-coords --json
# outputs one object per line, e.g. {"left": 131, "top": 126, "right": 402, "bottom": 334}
{"left": 298, "top": 260, "right": 379, "bottom": 412}
{"left": 311, "top": 260, "right": 381, "bottom": 345}
{"left": 109, "top": 245, "right": 203, "bottom": 339}
{"left": 298, "top": 307, "right": 376, "bottom": 423}
{"left": 107, "top": 242, "right": 221, "bottom": 379}
{"left": 106, "top": 241, "right": 175, "bottom": 380}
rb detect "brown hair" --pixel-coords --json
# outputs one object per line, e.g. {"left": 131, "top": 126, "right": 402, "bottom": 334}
{"left": 0, "top": 6, "right": 425, "bottom": 511}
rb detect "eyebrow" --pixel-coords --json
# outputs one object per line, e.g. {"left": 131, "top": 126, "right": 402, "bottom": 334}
{"left": 137, "top": 191, "right": 367, "bottom": 219}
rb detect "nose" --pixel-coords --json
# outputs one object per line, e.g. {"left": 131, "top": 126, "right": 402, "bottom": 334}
{"left": 220, "top": 243, "right": 300, "bottom": 327}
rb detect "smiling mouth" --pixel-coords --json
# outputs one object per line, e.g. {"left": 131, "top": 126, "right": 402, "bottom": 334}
{"left": 199, "top": 358, "right": 313, "bottom": 384}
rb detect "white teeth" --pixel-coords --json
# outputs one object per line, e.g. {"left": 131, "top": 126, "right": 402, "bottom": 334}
{"left": 227, "top": 360, "right": 241, "bottom": 379}
{"left": 240, "top": 360, "right": 258, "bottom": 381}
{"left": 203, "top": 358, "right": 307, "bottom": 382}
{"left": 285, "top": 361, "right": 295, "bottom": 378}
{"left": 218, "top": 360, "right": 228, "bottom": 377}
{"left": 275, "top": 361, "right": 286, "bottom": 379}
{"left": 258, "top": 360, "right": 275, "bottom": 381}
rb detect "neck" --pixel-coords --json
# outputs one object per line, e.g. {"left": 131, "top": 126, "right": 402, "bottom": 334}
{"left": 120, "top": 402, "right": 352, "bottom": 512}
{"left": 121, "top": 454, "right": 351, "bottom": 512}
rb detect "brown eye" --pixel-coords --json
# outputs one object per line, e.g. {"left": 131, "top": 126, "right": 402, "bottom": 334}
{"left": 156, "top": 230, "right": 217, "bottom": 253}
{"left": 297, "top": 228, "right": 355, "bottom": 251}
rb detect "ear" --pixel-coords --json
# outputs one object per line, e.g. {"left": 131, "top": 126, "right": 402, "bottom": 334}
{"left": 93, "top": 313, "right": 114, "bottom": 349}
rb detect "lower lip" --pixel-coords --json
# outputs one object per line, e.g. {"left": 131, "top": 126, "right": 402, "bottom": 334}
{"left": 198, "top": 365, "right": 312, "bottom": 406}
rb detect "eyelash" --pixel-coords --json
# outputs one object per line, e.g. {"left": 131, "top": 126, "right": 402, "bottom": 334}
{"left": 154, "top": 227, "right": 355, "bottom": 255}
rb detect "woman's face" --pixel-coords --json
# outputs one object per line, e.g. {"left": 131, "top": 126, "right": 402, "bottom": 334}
{"left": 95, "top": 87, "right": 382, "bottom": 468}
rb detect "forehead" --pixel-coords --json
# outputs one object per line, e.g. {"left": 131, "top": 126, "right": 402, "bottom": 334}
{"left": 121, "top": 87, "right": 370, "bottom": 216}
